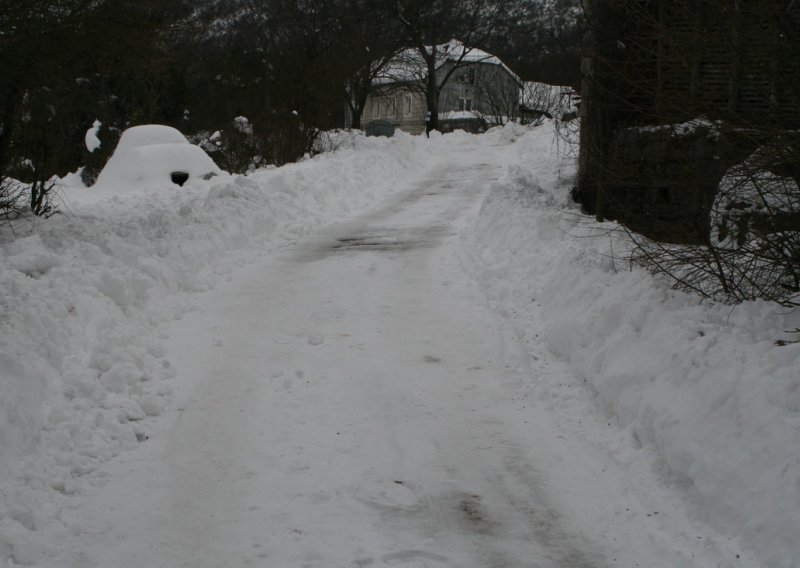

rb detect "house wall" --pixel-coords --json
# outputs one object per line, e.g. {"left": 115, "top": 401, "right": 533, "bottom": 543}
{"left": 364, "top": 87, "right": 427, "bottom": 134}
{"left": 437, "top": 61, "right": 520, "bottom": 120}
{"left": 363, "top": 61, "right": 520, "bottom": 134}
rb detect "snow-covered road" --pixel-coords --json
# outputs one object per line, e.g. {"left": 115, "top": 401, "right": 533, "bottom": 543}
{"left": 158, "top": 152, "right": 575, "bottom": 567}
{"left": 13, "top": 127, "right": 790, "bottom": 567}
{"left": 48, "top": 142, "right": 599, "bottom": 567}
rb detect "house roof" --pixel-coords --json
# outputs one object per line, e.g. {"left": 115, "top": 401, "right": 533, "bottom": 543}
{"left": 374, "top": 39, "right": 520, "bottom": 86}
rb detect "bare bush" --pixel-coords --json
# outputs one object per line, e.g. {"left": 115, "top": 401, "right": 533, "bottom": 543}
{"left": 519, "top": 82, "right": 574, "bottom": 124}
{"left": 0, "top": 176, "right": 27, "bottom": 221}
{"left": 576, "top": 0, "right": 800, "bottom": 306}
{"left": 194, "top": 118, "right": 265, "bottom": 174}
{"left": 474, "top": 74, "right": 522, "bottom": 126}
{"left": 194, "top": 115, "right": 320, "bottom": 174}
{"left": 29, "top": 178, "right": 58, "bottom": 217}
{"left": 629, "top": 136, "right": 800, "bottom": 306}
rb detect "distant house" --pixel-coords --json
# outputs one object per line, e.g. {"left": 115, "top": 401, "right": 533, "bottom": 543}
{"left": 352, "top": 40, "right": 521, "bottom": 135}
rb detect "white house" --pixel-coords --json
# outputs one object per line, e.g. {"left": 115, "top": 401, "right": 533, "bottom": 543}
{"left": 353, "top": 40, "right": 522, "bottom": 135}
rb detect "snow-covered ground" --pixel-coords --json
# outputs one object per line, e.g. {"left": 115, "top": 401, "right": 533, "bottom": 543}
{"left": 462, "top": 126, "right": 800, "bottom": 568}
{"left": 0, "top": 123, "right": 797, "bottom": 567}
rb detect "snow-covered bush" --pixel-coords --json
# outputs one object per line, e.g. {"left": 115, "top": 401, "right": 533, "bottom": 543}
{"left": 80, "top": 121, "right": 121, "bottom": 187}
{"left": 192, "top": 115, "right": 321, "bottom": 174}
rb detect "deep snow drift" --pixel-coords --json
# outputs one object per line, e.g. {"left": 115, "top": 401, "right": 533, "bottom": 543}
{"left": 0, "top": 131, "right": 430, "bottom": 564}
{"left": 0, "top": 123, "right": 797, "bottom": 567}
{"left": 461, "top": 124, "right": 800, "bottom": 568}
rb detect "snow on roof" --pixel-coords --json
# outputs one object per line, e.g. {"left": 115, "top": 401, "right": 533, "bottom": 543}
{"left": 375, "top": 39, "right": 520, "bottom": 86}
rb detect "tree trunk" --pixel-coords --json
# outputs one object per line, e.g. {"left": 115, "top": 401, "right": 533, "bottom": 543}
{"left": 427, "top": 69, "right": 439, "bottom": 132}
{"left": 352, "top": 90, "right": 370, "bottom": 130}
{"left": 346, "top": 97, "right": 362, "bottom": 130}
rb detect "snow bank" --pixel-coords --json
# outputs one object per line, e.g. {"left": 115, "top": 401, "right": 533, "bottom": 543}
{"left": 84, "top": 120, "right": 102, "bottom": 153}
{"left": 0, "top": 131, "right": 429, "bottom": 563}
{"left": 464, "top": 121, "right": 800, "bottom": 568}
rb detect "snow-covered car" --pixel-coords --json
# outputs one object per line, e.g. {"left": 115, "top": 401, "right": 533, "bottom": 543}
{"left": 93, "top": 124, "right": 221, "bottom": 189}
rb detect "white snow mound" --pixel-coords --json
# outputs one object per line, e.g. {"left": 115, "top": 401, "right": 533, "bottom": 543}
{"left": 84, "top": 120, "right": 102, "bottom": 153}
{"left": 113, "top": 124, "right": 190, "bottom": 152}
{"left": 0, "top": 129, "right": 430, "bottom": 566}
{"left": 93, "top": 125, "right": 221, "bottom": 189}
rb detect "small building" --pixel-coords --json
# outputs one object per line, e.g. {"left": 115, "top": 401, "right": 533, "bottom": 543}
{"left": 356, "top": 40, "right": 521, "bottom": 135}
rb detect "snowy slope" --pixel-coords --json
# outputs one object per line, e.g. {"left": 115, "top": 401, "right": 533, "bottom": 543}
{"left": 0, "top": 131, "right": 429, "bottom": 565}
{"left": 462, "top": 122, "right": 800, "bottom": 568}
{"left": 0, "top": 122, "right": 797, "bottom": 567}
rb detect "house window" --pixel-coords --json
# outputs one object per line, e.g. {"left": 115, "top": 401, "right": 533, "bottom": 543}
{"left": 460, "top": 99, "right": 473, "bottom": 112}
{"left": 404, "top": 94, "right": 412, "bottom": 116}
{"left": 458, "top": 68, "right": 476, "bottom": 83}
{"left": 372, "top": 98, "right": 380, "bottom": 118}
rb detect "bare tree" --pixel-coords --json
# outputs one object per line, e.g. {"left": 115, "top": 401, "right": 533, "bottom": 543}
{"left": 485, "top": 0, "right": 583, "bottom": 88}
{"left": 346, "top": 51, "right": 400, "bottom": 130}
{"left": 474, "top": 73, "right": 522, "bottom": 126}
{"left": 389, "top": 0, "right": 509, "bottom": 132}
{"left": 341, "top": 0, "right": 405, "bottom": 129}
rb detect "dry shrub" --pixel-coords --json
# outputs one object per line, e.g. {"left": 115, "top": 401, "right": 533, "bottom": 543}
{"left": 630, "top": 137, "right": 800, "bottom": 307}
